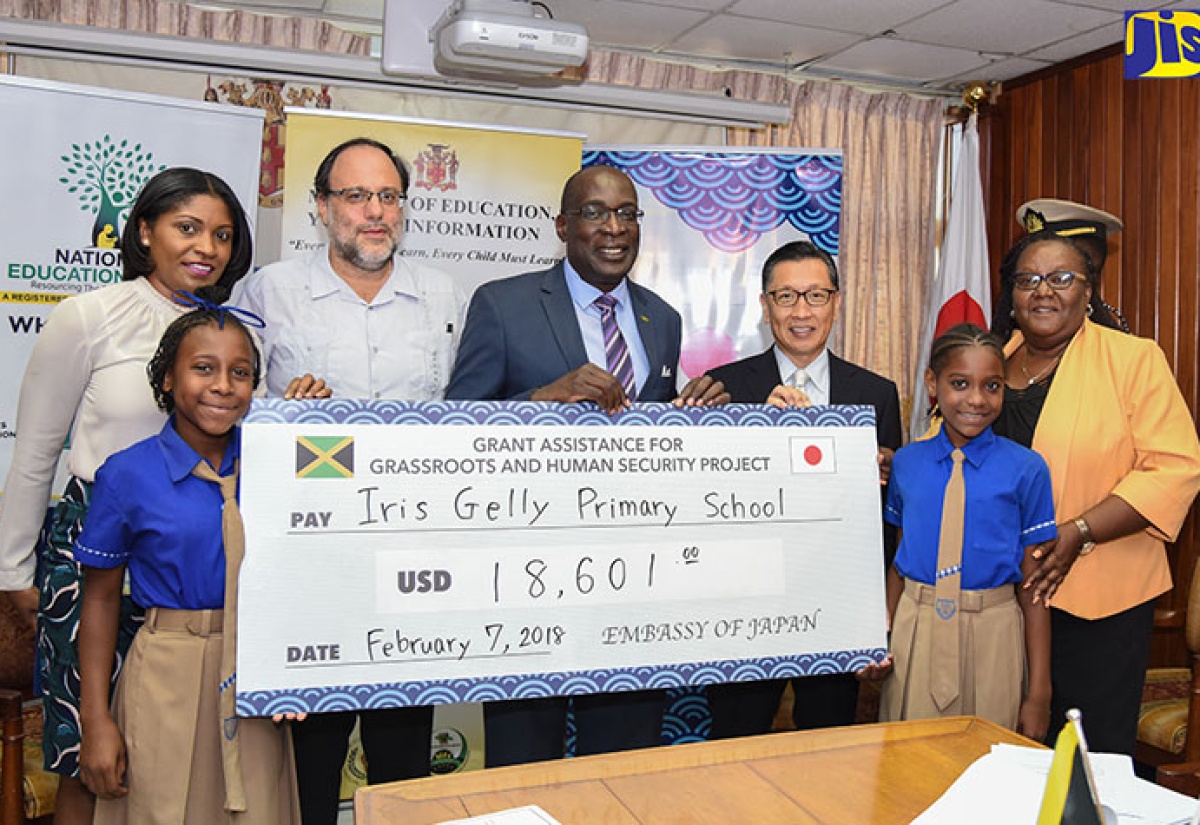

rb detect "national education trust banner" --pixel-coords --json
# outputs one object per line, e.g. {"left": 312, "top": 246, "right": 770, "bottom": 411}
{"left": 0, "top": 75, "right": 263, "bottom": 492}
{"left": 280, "top": 110, "right": 582, "bottom": 297}
{"left": 235, "top": 400, "right": 888, "bottom": 716}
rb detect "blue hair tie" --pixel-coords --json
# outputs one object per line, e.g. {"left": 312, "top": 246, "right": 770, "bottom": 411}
{"left": 172, "top": 291, "right": 266, "bottom": 329}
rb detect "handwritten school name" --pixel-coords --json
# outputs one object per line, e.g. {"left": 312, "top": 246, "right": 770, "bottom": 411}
{"left": 350, "top": 485, "right": 787, "bottom": 529}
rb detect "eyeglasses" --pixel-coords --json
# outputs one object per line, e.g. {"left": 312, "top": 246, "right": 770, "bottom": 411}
{"left": 1012, "top": 270, "right": 1084, "bottom": 291}
{"left": 563, "top": 204, "right": 645, "bottom": 224}
{"left": 326, "top": 188, "right": 406, "bottom": 207}
{"left": 765, "top": 287, "right": 838, "bottom": 307}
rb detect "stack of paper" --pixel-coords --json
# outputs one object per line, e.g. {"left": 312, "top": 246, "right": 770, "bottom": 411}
{"left": 913, "top": 744, "right": 1198, "bottom": 824}
{"left": 437, "top": 805, "right": 563, "bottom": 825}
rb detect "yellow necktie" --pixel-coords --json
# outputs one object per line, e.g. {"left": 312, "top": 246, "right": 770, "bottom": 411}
{"left": 931, "top": 448, "right": 965, "bottom": 711}
{"left": 192, "top": 459, "right": 247, "bottom": 812}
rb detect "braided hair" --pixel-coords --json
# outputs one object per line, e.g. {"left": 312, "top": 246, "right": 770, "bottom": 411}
{"left": 929, "top": 323, "right": 1005, "bottom": 377}
{"left": 147, "top": 308, "right": 262, "bottom": 413}
{"left": 992, "top": 232, "right": 1126, "bottom": 340}
{"left": 924, "top": 323, "right": 1005, "bottom": 422}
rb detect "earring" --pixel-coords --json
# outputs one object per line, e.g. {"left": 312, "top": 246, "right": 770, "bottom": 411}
{"left": 1087, "top": 303, "right": 1094, "bottom": 317}
{"left": 1009, "top": 308, "right": 1015, "bottom": 319}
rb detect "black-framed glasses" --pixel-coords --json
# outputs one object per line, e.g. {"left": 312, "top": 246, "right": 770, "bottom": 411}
{"left": 326, "top": 187, "right": 406, "bottom": 207}
{"left": 1012, "top": 270, "right": 1084, "bottom": 291}
{"left": 766, "top": 287, "right": 838, "bottom": 308}
{"left": 563, "top": 204, "right": 644, "bottom": 224}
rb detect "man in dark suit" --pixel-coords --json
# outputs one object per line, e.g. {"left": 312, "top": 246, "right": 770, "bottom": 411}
{"left": 446, "top": 165, "right": 726, "bottom": 766}
{"left": 705, "top": 239, "right": 902, "bottom": 738}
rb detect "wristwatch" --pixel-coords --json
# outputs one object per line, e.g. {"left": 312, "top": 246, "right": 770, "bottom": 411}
{"left": 1073, "top": 516, "right": 1097, "bottom": 555}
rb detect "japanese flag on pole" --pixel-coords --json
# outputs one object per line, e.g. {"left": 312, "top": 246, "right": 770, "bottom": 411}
{"left": 908, "top": 114, "right": 992, "bottom": 440}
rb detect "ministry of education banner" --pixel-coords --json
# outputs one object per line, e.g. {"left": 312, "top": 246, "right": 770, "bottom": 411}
{"left": 280, "top": 110, "right": 583, "bottom": 297}
{"left": 0, "top": 75, "right": 264, "bottom": 493}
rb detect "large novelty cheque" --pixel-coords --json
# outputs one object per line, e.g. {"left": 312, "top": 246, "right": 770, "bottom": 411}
{"left": 235, "top": 400, "right": 888, "bottom": 716}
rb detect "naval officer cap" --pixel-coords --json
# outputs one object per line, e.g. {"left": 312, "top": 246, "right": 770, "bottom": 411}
{"left": 1016, "top": 198, "right": 1123, "bottom": 269}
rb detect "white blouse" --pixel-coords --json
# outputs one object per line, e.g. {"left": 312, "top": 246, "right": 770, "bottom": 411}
{"left": 0, "top": 278, "right": 189, "bottom": 590}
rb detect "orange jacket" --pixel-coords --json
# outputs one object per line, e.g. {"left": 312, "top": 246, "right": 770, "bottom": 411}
{"left": 1006, "top": 320, "right": 1200, "bottom": 618}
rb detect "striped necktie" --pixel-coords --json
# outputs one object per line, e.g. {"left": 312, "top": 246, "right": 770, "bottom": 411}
{"left": 931, "top": 448, "right": 966, "bottom": 711}
{"left": 595, "top": 293, "right": 636, "bottom": 398}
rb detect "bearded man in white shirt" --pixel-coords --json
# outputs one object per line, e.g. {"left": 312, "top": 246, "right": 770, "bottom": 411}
{"left": 233, "top": 137, "right": 464, "bottom": 825}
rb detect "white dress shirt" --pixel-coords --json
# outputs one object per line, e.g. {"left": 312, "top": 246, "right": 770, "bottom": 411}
{"left": 233, "top": 252, "right": 465, "bottom": 400}
{"left": 772, "top": 346, "right": 831, "bottom": 405}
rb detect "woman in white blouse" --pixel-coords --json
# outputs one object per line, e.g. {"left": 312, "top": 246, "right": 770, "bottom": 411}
{"left": 0, "top": 167, "right": 253, "bottom": 825}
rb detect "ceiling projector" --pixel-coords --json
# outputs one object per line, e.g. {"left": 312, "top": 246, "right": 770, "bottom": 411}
{"left": 431, "top": 0, "right": 589, "bottom": 75}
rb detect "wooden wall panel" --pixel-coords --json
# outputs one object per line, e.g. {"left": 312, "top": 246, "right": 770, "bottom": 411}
{"left": 983, "top": 46, "right": 1200, "bottom": 667}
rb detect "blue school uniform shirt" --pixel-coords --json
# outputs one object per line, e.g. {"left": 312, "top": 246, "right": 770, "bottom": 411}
{"left": 884, "top": 426, "right": 1057, "bottom": 589}
{"left": 74, "top": 418, "right": 239, "bottom": 610}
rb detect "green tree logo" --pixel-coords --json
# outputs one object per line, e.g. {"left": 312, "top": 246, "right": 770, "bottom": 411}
{"left": 58, "top": 136, "right": 164, "bottom": 248}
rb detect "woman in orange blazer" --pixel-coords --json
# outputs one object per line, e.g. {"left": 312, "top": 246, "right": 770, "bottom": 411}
{"left": 991, "top": 204, "right": 1200, "bottom": 755}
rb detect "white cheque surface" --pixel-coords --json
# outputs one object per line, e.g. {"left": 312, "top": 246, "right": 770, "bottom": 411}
{"left": 235, "top": 400, "right": 888, "bottom": 715}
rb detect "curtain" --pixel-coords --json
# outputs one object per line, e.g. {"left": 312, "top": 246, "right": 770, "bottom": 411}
{"left": 0, "top": 0, "right": 369, "bottom": 53}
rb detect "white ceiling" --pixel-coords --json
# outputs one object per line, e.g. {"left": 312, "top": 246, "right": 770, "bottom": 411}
{"left": 192, "top": 0, "right": 1184, "bottom": 93}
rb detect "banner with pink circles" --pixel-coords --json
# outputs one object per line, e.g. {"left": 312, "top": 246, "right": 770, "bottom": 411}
{"left": 583, "top": 147, "right": 842, "bottom": 381}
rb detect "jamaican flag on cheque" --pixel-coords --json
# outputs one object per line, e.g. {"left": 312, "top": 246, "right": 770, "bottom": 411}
{"left": 1037, "top": 709, "right": 1104, "bottom": 825}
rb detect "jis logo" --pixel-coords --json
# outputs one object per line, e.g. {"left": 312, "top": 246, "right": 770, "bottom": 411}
{"left": 1125, "top": 10, "right": 1200, "bottom": 78}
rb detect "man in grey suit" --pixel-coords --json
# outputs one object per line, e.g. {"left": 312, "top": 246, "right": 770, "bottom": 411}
{"left": 705, "top": 239, "right": 902, "bottom": 738}
{"left": 446, "top": 165, "right": 726, "bottom": 766}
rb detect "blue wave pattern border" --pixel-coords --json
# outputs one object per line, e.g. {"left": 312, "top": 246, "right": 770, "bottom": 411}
{"left": 237, "top": 649, "right": 887, "bottom": 716}
{"left": 583, "top": 149, "right": 843, "bottom": 254}
{"left": 244, "top": 398, "right": 873, "bottom": 429}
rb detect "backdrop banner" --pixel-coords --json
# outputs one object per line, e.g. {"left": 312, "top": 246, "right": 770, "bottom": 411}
{"left": 279, "top": 109, "right": 583, "bottom": 297}
{"left": 583, "top": 147, "right": 843, "bottom": 382}
{"left": 0, "top": 74, "right": 263, "bottom": 494}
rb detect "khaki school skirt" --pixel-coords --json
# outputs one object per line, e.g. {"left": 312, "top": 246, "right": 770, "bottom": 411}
{"left": 95, "top": 608, "right": 301, "bottom": 825}
{"left": 881, "top": 579, "right": 1024, "bottom": 730}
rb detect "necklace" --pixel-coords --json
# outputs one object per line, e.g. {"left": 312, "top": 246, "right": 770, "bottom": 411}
{"left": 1020, "top": 345, "right": 1064, "bottom": 386}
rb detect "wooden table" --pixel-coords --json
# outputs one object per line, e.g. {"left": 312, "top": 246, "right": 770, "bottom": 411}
{"left": 355, "top": 716, "right": 1034, "bottom": 824}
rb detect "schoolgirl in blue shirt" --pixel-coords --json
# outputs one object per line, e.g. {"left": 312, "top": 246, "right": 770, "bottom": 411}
{"left": 75, "top": 305, "right": 300, "bottom": 824}
{"left": 874, "top": 324, "right": 1057, "bottom": 741}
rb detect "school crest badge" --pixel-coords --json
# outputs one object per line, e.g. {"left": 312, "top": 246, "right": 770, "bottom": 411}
{"left": 935, "top": 598, "right": 957, "bottom": 621}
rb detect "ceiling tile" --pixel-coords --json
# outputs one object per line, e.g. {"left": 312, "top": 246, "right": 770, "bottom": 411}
{"left": 1023, "top": 21, "right": 1122, "bottom": 62}
{"left": 550, "top": 0, "right": 710, "bottom": 50}
{"left": 894, "top": 0, "right": 1118, "bottom": 56}
{"left": 726, "top": 0, "right": 949, "bottom": 35}
{"left": 618, "top": 0, "right": 730, "bottom": 9}
{"left": 182, "top": 0, "right": 1151, "bottom": 91}
{"left": 930, "top": 55, "right": 1054, "bottom": 88}
{"left": 811, "top": 36, "right": 989, "bottom": 82}
{"left": 1060, "top": 0, "right": 1174, "bottom": 10}
{"left": 668, "top": 14, "right": 861, "bottom": 63}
